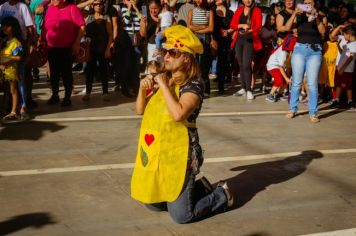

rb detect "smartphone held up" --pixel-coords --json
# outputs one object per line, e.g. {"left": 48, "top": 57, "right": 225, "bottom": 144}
{"left": 297, "top": 3, "right": 312, "bottom": 13}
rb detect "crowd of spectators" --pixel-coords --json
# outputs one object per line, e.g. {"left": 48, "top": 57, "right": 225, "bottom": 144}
{"left": 0, "top": 0, "right": 355, "bottom": 122}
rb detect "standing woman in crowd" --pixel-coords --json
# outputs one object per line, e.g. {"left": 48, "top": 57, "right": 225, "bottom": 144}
{"left": 42, "top": 0, "right": 85, "bottom": 106}
{"left": 82, "top": 0, "right": 113, "bottom": 102}
{"left": 230, "top": 0, "right": 262, "bottom": 100}
{"left": 187, "top": 0, "right": 214, "bottom": 96}
{"left": 145, "top": 0, "right": 161, "bottom": 62}
{"left": 286, "top": 0, "right": 325, "bottom": 123}
{"left": 115, "top": 0, "right": 145, "bottom": 97}
{"left": 276, "top": 0, "right": 295, "bottom": 44}
{"left": 213, "top": 0, "right": 233, "bottom": 94}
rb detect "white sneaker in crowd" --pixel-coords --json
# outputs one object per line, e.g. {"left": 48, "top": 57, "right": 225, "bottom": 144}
{"left": 234, "top": 88, "right": 246, "bottom": 96}
{"left": 80, "top": 88, "right": 86, "bottom": 95}
{"left": 247, "top": 91, "right": 254, "bottom": 100}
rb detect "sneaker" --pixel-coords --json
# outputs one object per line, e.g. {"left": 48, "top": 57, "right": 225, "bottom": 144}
{"left": 266, "top": 94, "right": 277, "bottom": 102}
{"left": 61, "top": 98, "right": 72, "bottom": 107}
{"left": 246, "top": 91, "right": 254, "bottom": 100}
{"left": 347, "top": 101, "right": 354, "bottom": 109}
{"left": 234, "top": 88, "right": 246, "bottom": 96}
{"left": 330, "top": 100, "right": 340, "bottom": 108}
{"left": 218, "top": 181, "right": 234, "bottom": 208}
{"left": 209, "top": 73, "right": 217, "bottom": 80}
{"left": 260, "top": 85, "right": 268, "bottom": 94}
{"left": 301, "top": 98, "right": 308, "bottom": 105}
{"left": 80, "top": 88, "right": 87, "bottom": 95}
{"left": 47, "top": 95, "right": 60, "bottom": 105}
{"left": 299, "top": 92, "right": 307, "bottom": 102}
{"left": 199, "top": 176, "right": 213, "bottom": 194}
{"left": 102, "top": 93, "right": 110, "bottom": 101}
{"left": 82, "top": 94, "right": 90, "bottom": 101}
{"left": 279, "top": 94, "right": 289, "bottom": 101}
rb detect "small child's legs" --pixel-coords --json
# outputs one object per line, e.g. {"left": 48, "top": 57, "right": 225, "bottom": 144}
{"left": 155, "top": 32, "right": 164, "bottom": 50}
{"left": 331, "top": 71, "right": 354, "bottom": 107}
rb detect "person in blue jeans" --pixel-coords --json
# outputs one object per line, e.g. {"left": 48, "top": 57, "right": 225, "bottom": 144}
{"left": 284, "top": 0, "right": 325, "bottom": 123}
{"left": 132, "top": 25, "right": 233, "bottom": 224}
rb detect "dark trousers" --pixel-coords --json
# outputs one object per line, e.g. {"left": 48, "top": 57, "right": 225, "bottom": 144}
{"left": 235, "top": 38, "right": 253, "bottom": 92}
{"left": 196, "top": 34, "right": 212, "bottom": 95}
{"left": 48, "top": 47, "right": 73, "bottom": 99}
{"left": 113, "top": 31, "right": 140, "bottom": 94}
{"left": 86, "top": 52, "right": 109, "bottom": 94}
{"left": 217, "top": 45, "right": 232, "bottom": 92}
{"left": 145, "top": 171, "right": 227, "bottom": 224}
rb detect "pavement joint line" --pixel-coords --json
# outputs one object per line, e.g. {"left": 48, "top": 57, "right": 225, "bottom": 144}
{"left": 1, "top": 148, "right": 355, "bottom": 177}
{"left": 33, "top": 109, "right": 356, "bottom": 122}
{"left": 299, "top": 227, "right": 356, "bottom": 236}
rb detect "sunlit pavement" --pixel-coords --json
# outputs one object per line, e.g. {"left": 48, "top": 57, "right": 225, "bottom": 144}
{"left": 0, "top": 74, "right": 355, "bottom": 236}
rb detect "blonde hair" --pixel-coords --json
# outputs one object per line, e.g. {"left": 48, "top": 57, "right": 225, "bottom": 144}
{"left": 147, "top": 60, "right": 162, "bottom": 74}
{"left": 173, "top": 53, "right": 202, "bottom": 86}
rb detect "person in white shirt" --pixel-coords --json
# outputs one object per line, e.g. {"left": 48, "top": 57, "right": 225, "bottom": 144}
{"left": 0, "top": 0, "right": 34, "bottom": 40}
{"left": 265, "top": 35, "right": 296, "bottom": 102}
{"left": 330, "top": 24, "right": 356, "bottom": 108}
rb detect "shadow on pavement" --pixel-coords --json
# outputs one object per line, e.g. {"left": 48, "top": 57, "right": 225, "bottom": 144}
{"left": 0, "top": 212, "right": 56, "bottom": 236}
{"left": 0, "top": 121, "right": 66, "bottom": 140}
{"left": 318, "top": 107, "right": 349, "bottom": 120}
{"left": 226, "top": 150, "right": 323, "bottom": 209}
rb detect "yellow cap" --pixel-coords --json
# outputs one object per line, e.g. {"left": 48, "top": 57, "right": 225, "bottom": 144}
{"left": 164, "top": 25, "right": 204, "bottom": 55}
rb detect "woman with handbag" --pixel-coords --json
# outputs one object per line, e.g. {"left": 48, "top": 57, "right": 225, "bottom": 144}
{"left": 42, "top": 0, "right": 85, "bottom": 106}
{"left": 187, "top": 0, "right": 214, "bottom": 97}
{"left": 230, "top": 0, "right": 262, "bottom": 100}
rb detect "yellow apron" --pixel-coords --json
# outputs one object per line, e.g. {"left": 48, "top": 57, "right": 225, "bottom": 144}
{"left": 131, "top": 86, "right": 189, "bottom": 203}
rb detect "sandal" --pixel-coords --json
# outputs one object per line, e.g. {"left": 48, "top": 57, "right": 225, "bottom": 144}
{"left": 310, "top": 115, "right": 320, "bottom": 123}
{"left": 3, "top": 112, "right": 18, "bottom": 121}
{"left": 286, "top": 112, "right": 296, "bottom": 119}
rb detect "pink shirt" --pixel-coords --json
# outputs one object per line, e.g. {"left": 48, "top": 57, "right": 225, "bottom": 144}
{"left": 44, "top": 4, "right": 85, "bottom": 48}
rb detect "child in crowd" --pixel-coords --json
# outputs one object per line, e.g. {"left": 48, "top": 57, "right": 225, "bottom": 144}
{"left": 154, "top": 0, "right": 173, "bottom": 56}
{"left": 0, "top": 17, "right": 24, "bottom": 120}
{"left": 318, "top": 23, "right": 338, "bottom": 103}
{"left": 255, "top": 14, "right": 277, "bottom": 93}
{"left": 265, "top": 35, "right": 296, "bottom": 102}
{"left": 330, "top": 24, "right": 356, "bottom": 108}
{"left": 144, "top": 60, "right": 162, "bottom": 97}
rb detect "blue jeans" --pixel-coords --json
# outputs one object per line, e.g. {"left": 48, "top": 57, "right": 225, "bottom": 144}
{"left": 146, "top": 172, "right": 227, "bottom": 224}
{"left": 17, "top": 62, "right": 27, "bottom": 108}
{"left": 290, "top": 43, "right": 322, "bottom": 116}
{"left": 155, "top": 26, "right": 168, "bottom": 49}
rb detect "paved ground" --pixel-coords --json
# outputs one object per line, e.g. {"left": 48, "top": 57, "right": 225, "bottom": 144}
{"left": 0, "top": 73, "right": 356, "bottom": 236}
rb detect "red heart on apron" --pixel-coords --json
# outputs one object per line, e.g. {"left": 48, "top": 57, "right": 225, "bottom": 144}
{"left": 145, "top": 134, "right": 155, "bottom": 146}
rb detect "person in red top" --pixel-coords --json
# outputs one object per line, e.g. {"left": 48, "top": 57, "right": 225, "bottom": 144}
{"left": 230, "top": 0, "right": 262, "bottom": 100}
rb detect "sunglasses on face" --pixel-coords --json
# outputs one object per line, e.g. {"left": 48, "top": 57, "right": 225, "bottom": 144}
{"left": 161, "top": 48, "right": 182, "bottom": 58}
{"left": 93, "top": 3, "right": 104, "bottom": 6}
